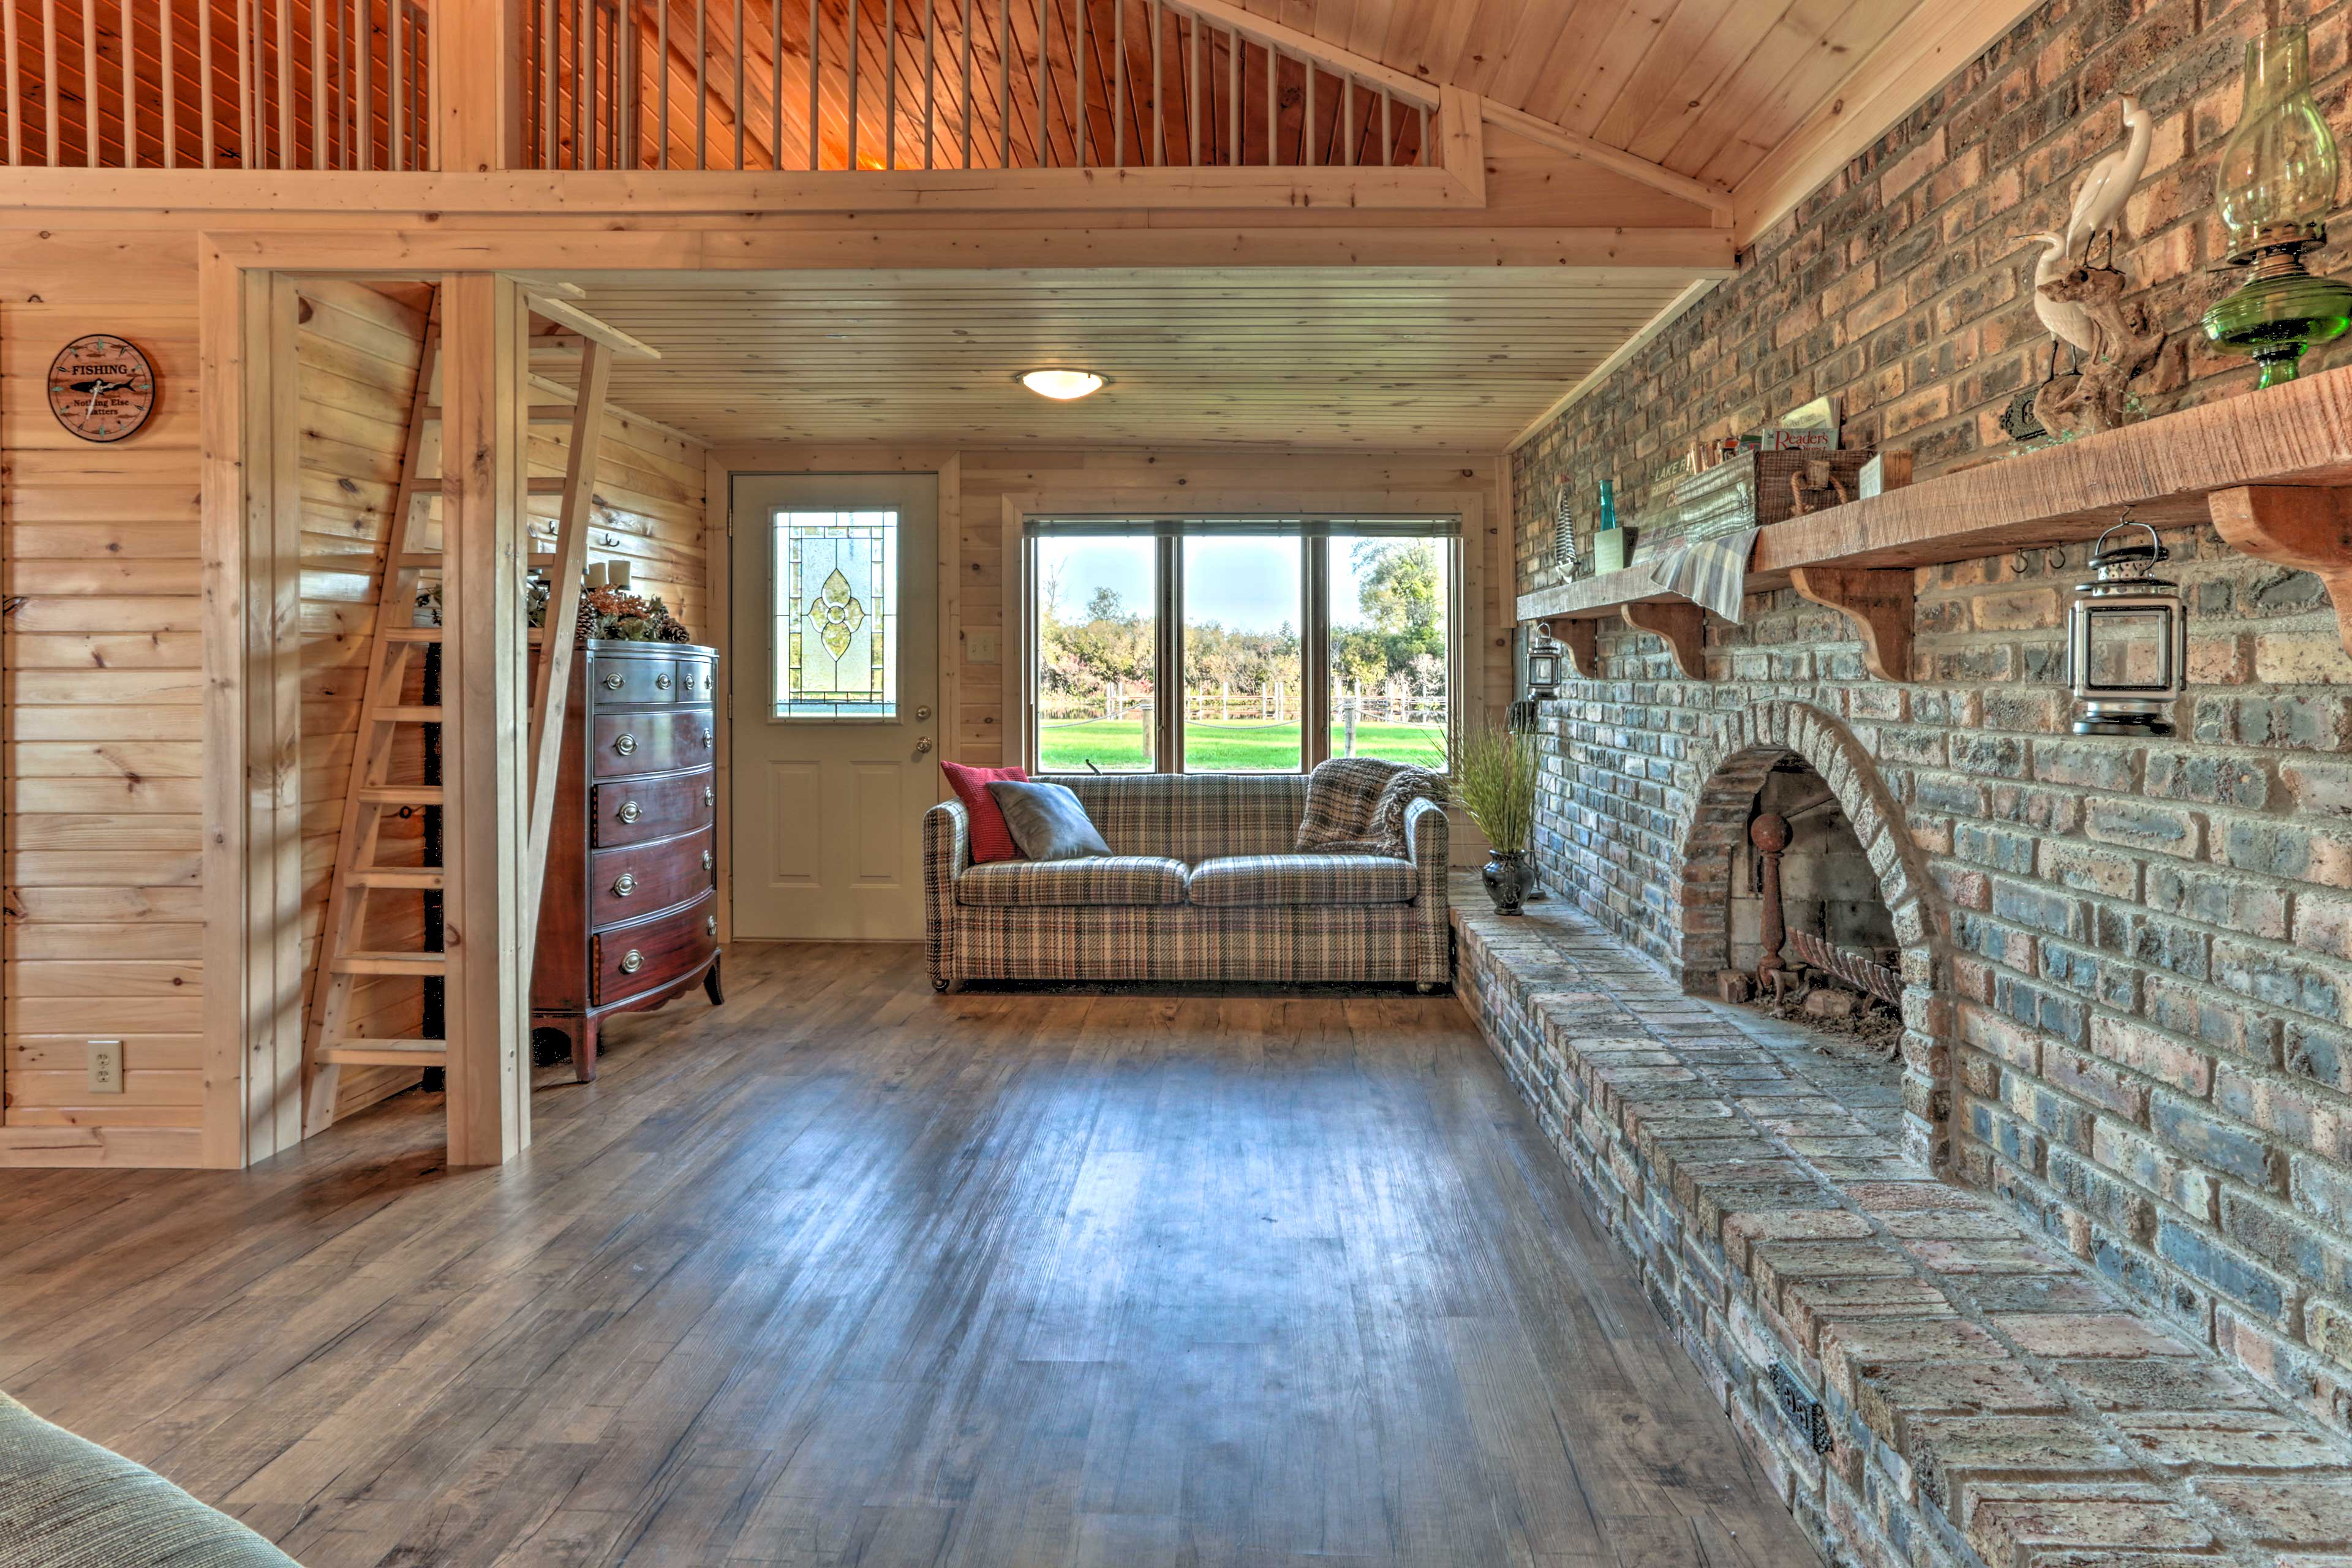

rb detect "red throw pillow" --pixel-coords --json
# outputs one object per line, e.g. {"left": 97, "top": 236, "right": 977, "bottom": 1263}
{"left": 941, "top": 761, "right": 1029, "bottom": 862}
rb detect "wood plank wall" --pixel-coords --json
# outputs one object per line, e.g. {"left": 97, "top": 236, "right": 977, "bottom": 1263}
{"left": 0, "top": 243, "right": 708, "bottom": 1167}
{"left": 2, "top": 232, "right": 207, "bottom": 1167}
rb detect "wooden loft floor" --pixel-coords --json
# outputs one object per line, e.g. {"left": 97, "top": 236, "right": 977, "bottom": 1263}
{"left": 0, "top": 942, "right": 1817, "bottom": 1568}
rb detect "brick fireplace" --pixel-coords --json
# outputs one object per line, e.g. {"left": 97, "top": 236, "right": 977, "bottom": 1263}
{"left": 1464, "top": 0, "right": 2352, "bottom": 1559}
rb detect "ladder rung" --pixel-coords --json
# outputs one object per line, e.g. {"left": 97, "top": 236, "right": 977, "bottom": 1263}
{"left": 347, "top": 867, "right": 445, "bottom": 891}
{"left": 317, "top": 1039, "right": 448, "bottom": 1068}
{"left": 421, "top": 403, "right": 579, "bottom": 421}
{"left": 393, "top": 551, "right": 562, "bottom": 568}
{"left": 331, "top": 952, "right": 448, "bottom": 977}
{"left": 378, "top": 627, "right": 548, "bottom": 643}
{"left": 407, "top": 479, "right": 571, "bottom": 496}
{"left": 374, "top": 706, "right": 444, "bottom": 723}
{"left": 356, "top": 786, "right": 445, "bottom": 808}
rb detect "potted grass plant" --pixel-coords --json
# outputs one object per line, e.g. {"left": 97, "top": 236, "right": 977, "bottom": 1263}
{"left": 1447, "top": 724, "right": 1541, "bottom": 915}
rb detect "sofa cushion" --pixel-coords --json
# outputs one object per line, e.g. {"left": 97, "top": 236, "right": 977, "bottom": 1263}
{"left": 940, "top": 760, "right": 1028, "bottom": 863}
{"left": 957, "top": 856, "right": 1189, "bottom": 907}
{"left": 0, "top": 1391, "right": 301, "bottom": 1567}
{"left": 987, "top": 780, "right": 1114, "bottom": 861}
{"left": 1187, "top": 853, "right": 1418, "bottom": 907}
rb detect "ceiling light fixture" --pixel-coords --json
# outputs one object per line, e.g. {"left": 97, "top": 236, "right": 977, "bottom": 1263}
{"left": 1017, "top": 368, "right": 1109, "bottom": 401}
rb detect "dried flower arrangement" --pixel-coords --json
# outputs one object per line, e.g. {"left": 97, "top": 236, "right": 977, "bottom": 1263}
{"left": 413, "top": 576, "right": 694, "bottom": 644}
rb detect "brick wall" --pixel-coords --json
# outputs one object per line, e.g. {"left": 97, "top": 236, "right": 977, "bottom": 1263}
{"left": 1510, "top": 0, "right": 2352, "bottom": 1434}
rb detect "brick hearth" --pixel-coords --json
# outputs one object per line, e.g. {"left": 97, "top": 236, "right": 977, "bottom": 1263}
{"left": 1452, "top": 891, "right": 2352, "bottom": 1568}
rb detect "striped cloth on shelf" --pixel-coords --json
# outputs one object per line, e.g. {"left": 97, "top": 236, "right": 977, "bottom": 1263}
{"left": 1642, "top": 526, "right": 1758, "bottom": 623}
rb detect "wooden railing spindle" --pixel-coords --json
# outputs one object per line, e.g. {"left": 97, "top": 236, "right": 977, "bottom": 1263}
{"left": 1071, "top": 0, "right": 1082, "bottom": 165}
{"left": 655, "top": 0, "right": 666, "bottom": 166}
{"left": 1112, "top": 0, "right": 1123, "bottom": 166}
{"left": 771, "top": 0, "right": 783, "bottom": 168}
{"left": 4, "top": 0, "right": 19, "bottom": 164}
{"left": 924, "top": 0, "right": 936, "bottom": 168}
{"left": 390, "top": 0, "right": 405, "bottom": 170}
{"left": 276, "top": 0, "right": 292, "bottom": 168}
{"left": 1033, "top": 0, "right": 1044, "bottom": 170}
{"left": 695, "top": 0, "right": 707, "bottom": 168}
{"left": 1186, "top": 12, "right": 1197, "bottom": 165}
{"left": 959, "top": 0, "right": 972, "bottom": 167}
{"left": 1148, "top": 0, "right": 1158, "bottom": 166}
{"left": 1227, "top": 22, "right": 1238, "bottom": 165}
{"left": 1263, "top": 40, "right": 1273, "bottom": 167}
{"left": 884, "top": 0, "right": 895, "bottom": 169}
{"left": 995, "top": 0, "right": 1008, "bottom": 167}
{"left": 1380, "top": 86, "right": 1390, "bottom": 165}
{"left": 846, "top": 0, "right": 858, "bottom": 167}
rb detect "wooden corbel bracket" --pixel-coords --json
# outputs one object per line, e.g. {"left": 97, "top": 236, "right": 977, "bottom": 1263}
{"left": 2210, "top": 485, "right": 2352, "bottom": 657}
{"left": 1551, "top": 619, "right": 1600, "bottom": 679}
{"left": 1787, "top": 566, "right": 1915, "bottom": 681}
{"left": 1619, "top": 601, "right": 1708, "bottom": 679}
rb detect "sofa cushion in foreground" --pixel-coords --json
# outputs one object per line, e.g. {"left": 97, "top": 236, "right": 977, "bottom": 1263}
{"left": 0, "top": 1391, "right": 301, "bottom": 1567}
{"left": 956, "top": 856, "right": 1189, "bottom": 907}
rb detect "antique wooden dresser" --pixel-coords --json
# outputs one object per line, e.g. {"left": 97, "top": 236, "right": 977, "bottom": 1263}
{"left": 532, "top": 637, "right": 723, "bottom": 1080}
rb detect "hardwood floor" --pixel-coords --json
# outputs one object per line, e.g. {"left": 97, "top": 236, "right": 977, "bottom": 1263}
{"left": 0, "top": 943, "right": 1820, "bottom": 1568}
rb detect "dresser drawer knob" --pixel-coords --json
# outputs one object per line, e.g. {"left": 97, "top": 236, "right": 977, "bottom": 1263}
{"left": 620, "top": 949, "right": 644, "bottom": 974}
{"left": 700, "top": 727, "right": 714, "bottom": 748}
{"left": 703, "top": 784, "right": 715, "bottom": 807}
{"left": 603, "top": 672, "right": 626, "bottom": 691}
{"left": 702, "top": 848, "right": 715, "bottom": 872}
{"left": 617, "top": 799, "right": 641, "bottom": 824}
{"left": 701, "top": 675, "right": 714, "bottom": 692}
{"left": 612, "top": 871, "right": 638, "bottom": 898}
{"left": 656, "top": 673, "right": 673, "bottom": 690}
{"left": 706, "top": 914, "right": 718, "bottom": 937}
{"left": 614, "top": 733, "right": 637, "bottom": 756}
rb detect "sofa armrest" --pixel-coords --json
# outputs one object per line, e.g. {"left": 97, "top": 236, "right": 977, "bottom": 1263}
{"left": 1404, "top": 794, "right": 1449, "bottom": 905}
{"left": 924, "top": 800, "right": 970, "bottom": 987}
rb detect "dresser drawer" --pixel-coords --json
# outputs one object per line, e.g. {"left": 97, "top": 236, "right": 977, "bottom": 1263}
{"left": 592, "top": 708, "right": 715, "bottom": 778}
{"left": 590, "top": 770, "right": 715, "bottom": 848}
{"left": 671, "top": 656, "right": 718, "bottom": 704}
{"left": 590, "top": 654, "right": 685, "bottom": 707}
{"left": 590, "top": 826, "right": 715, "bottom": 929}
{"left": 591, "top": 891, "right": 718, "bottom": 1006}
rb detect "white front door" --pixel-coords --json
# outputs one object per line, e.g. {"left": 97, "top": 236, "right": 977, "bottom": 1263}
{"left": 730, "top": 473, "right": 940, "bottom": 941}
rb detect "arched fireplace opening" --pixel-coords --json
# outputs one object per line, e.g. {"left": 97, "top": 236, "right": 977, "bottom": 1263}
{"left": 1672, "top": 702, "right": 1951, "bottom": 1170}
{"left": 1722, "top": 756, "right": 1904, "bottom": 1056}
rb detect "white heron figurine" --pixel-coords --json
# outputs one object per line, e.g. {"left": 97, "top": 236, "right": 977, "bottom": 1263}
{"left": 2064, "top": 94, "right": 2154, "bottom": 263}
{"left": 2019, "top": 229, "right": 2099, "bottom": 358}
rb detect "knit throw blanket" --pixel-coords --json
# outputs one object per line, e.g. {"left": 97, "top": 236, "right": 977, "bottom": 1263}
{"left": 1295, "top": 757, "right": 1446, "bottom": 858}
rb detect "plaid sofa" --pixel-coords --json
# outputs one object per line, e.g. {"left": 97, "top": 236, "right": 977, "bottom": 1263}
{"left": 924, "top": 773, "right": 1450, "bottom": 988}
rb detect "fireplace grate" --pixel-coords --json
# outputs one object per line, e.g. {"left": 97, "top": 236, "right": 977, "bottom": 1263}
{"left": 1786, "top": 929, "right": 1902, "bottom": 1006}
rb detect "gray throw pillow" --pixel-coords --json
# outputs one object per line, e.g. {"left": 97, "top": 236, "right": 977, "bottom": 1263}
{"left": 986, "top": 780, "right": 1114, "bottom": 861}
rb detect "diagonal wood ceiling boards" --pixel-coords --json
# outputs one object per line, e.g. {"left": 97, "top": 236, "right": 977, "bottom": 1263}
{"left": 575, "top": 266, "right": 1700, "bottom": 449}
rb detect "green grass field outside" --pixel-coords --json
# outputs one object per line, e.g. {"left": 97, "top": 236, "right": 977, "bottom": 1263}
{"left": 1037, "top": 718, "right": 1445, "bottom": 774}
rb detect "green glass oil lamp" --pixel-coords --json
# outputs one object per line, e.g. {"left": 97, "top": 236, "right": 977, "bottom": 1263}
{"left": 2201, "top": 24, "right": 2352, "bottom": 386}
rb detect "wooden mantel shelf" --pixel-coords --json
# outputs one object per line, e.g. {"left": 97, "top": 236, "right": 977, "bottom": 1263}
{"left": 1517, "top": 361, "right": 2352, "bottom": 677}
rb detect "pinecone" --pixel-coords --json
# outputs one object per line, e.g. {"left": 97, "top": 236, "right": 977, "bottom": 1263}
{"left": 574, "top": 598, "right": 603, "bottom": 644}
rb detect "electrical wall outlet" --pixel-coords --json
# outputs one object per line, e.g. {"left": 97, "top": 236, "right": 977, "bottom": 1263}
{"left": 87, "top": 1039, "right": 124, "bottom": 1095}
{"left": 966, "top": 630, "right": 1000, "bottom": 666}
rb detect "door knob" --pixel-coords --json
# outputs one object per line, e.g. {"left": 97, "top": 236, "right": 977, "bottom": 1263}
{"left": 916, "top": 705, "right": 933, "bottom": 721}
{"left": 914, "top": 736, "right": 933, "bottom": 754}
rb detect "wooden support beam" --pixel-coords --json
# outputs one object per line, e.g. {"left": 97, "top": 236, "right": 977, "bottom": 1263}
{"left": 434, "top": 0, "right": 526, "bottom": 172}
{"left": 1619, "top": 601, "right": 1706, "bottom": 680}
{"left": 1437, "top": 86, "right": 1484, "bottom": 206}
{"left": 520, "top": 289, "right": 664, "bottom": 360}
{"left": 1480, "top": 99, "right": 1731, "bottom": 217}
{"left": 1788, "top": 567, "right": 1915, "bottom": 681}
{"left": 439, "top": 273, "right": 531, "bottom": 1167}
{"left": 2210, "top": 485, "right": 2352, "bottom": 657}
{"left": 1556, "top": 618, "right": 1598, "bottom": 680}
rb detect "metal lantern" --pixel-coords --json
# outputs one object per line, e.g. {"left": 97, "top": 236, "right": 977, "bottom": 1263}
{"left": 1525, "top": 625, "right": 1564, "bottom": 699}
{"left": 2066, "top": 521, "right": 2185, "bottom": 737}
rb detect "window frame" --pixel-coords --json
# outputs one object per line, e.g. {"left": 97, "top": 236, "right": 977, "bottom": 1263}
{"left": 1023, "top": 514, "right": 1462, "bottom": 778}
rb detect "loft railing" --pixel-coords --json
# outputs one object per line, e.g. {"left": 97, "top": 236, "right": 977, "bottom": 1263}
{"left": 0, "top": 0, "right": 431, "bottom": 169}
{"left": 521, "top": 0, "right": 1435, "bottom": 172}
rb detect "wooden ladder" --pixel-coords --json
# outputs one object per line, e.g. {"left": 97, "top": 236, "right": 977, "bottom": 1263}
{"left": 300, "top": 285, "right": 651, "bottom": 1136}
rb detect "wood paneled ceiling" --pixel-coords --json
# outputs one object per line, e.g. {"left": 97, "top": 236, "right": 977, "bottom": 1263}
{"left": 576, "top": 267, "right": 1699, "bottom": 449}
{"left": 1221, "top": 0, "right": 1934, "bottom": 194}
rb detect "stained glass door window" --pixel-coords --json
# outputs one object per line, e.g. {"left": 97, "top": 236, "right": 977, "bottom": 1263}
{"left": 775, "top": 510, "right": 899, "bottom": 718}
